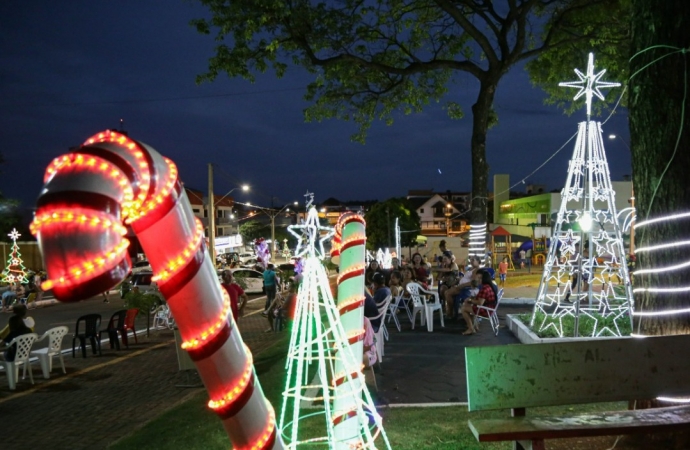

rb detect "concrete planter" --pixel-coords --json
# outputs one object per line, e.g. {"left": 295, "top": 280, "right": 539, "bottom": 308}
{"left": 506, "top": 314, "right": 631, "bottom": 344}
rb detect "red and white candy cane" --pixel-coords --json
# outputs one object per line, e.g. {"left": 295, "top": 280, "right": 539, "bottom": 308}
{"left": 332, "top": 212, "right": 367, "bottom": 442}
{"left": 31, "top": 130, "right": 283, "bottom": 449}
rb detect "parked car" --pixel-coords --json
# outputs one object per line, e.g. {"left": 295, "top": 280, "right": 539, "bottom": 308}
{"left": 119, "top": 271, "right": 164, "bottom": 302}
{"left": 131, "top": 259, "right": 152, "bottom": 274}
{"left": 238, "top": 252, "right": 256, "bottom": 264}
{"left": 231, "top": 268, "right": 264, "bottom": 294}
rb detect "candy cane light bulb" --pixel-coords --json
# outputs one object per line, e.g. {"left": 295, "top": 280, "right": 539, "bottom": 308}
{"left": 32, "top": 130, "right": 283, "bottom": 449}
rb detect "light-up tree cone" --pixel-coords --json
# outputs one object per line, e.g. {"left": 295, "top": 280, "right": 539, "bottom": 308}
{"left": 279, "top": 204, "right": 390, "bottom": 449}
{"left": 30, "top": 130, "right": 282, "bottom": 449}
{"left": 532, "top": 53, "right": 634, "bottom": 338}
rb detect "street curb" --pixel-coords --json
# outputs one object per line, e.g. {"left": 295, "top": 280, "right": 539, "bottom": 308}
{"left": 501, "top": 298, "right": 536, "bottom": 305}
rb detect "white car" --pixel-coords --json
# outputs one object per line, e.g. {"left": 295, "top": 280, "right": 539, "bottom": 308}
{"left": 131, "top": 260, "right": 152, "bottom": 274}
{"left": 231, "top": 268, "right": 264, "bottom": 294}
{"left": 238, "top": 252, "right": 256, "bottom": 264}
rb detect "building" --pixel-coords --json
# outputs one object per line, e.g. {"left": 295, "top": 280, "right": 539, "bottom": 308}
{"left": 185, "top": 187, "right": 243, "bottom": 254}
{"left": 406, "top": 190, "right": 470, "bottom": 236}
{"left": 493, "top": 175, "right": 634, "bottom": 239}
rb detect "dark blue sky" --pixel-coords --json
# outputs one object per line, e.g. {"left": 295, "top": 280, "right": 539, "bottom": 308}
{"left": 0, "top": 1, "right": 632, "bottom": 212}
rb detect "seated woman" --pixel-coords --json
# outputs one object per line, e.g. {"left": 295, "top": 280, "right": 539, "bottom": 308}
{"left": 435, "top": 254, "right": 459, "bottom": 300}
{"left": 364, "top": 260, "right": 384, "bottom": 290}
{"left": 409, "top": 253, "right": 429, "bottom": 287}
{"left": 2, "top": 312, "right": 33, "bottom": 362}
{"left": 460, "top": 269, "right": 498, "bottom": 335}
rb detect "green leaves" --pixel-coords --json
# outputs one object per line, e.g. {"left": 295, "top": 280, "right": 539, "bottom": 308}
{"left": 363, "top": 198, "right": 421, "bottom": 250}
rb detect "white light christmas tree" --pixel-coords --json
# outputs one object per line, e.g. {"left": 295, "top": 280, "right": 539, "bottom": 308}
{"left": 279, "top": 193, "right": 390, "bottom": 449}
{"left": 531, "top": 53, "right": 634, "bottom": 338}
{"left": 2, "top": 228, "right": 29, "bottom": 284}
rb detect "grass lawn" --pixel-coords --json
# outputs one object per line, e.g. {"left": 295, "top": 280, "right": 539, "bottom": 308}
{"left": 110, "top": 333, "right": 626, "bottom": 449}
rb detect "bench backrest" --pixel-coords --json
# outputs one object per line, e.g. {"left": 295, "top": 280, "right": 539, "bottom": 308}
{"left": 466, "top": 334, "right": 690, "bottom": 411}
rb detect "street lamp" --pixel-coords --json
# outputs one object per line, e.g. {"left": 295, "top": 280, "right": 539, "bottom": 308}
{"left": 608, "top": 134, "right": 630, "bottom": 150}
{"left": 208, "top": 163, "right": 250, "bottom": 265}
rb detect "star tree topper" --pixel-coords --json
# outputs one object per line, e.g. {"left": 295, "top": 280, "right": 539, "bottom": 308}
{"left": 288, "top": 205, "right": 334, "bottom": 260}
{"left": 8, "top": 228, "right": 20, "bottom": 241}
{"left": 559, "top": 53, "right": 620, "bottom": 118}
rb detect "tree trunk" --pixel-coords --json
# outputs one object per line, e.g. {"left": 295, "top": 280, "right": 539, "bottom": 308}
{"left": 470, "top": 78, "right": 498, "bottom": 226}
{"left": 629, "top": 0, "right": 690, "bottom": 335}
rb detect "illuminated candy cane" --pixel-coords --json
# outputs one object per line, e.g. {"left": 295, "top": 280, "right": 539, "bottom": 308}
{"left": 333, "top": 212, "right": 367, "bottom": 443}
{"left": 31, "top": 130, "right": 283, "bottom": 449}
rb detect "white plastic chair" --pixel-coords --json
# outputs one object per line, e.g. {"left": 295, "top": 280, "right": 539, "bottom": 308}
{"left": 370, "top": 295, "right": 392, "bottom": 362}
{"left": 31, "top": 326, "right": 68, "bottom": 379}
{"left": 386, "top": 291, "right": 405, "bottom": 332}
{"left": 474, "top": 288, "right": 504, "bottom": 336}
{"left": 2, "top": 333, "right": 38, "bottom": 390}
{"left": 152, "top": 304, "right": 175, "bottom": 329}
{"left": 406, "top": 283, "right": 427, "bottom": 330}
{"left": 407, "top": 283, "right": 444, "bottom": 332}
{"left": 417, "top": 283, "right": 444, "bottom": 332}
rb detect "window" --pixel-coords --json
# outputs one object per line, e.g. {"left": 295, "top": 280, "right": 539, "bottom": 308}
{"left": 204, "top": 209, "right": 208, "bottom": 218}
{"left": 420, "top": 208, "right": 424, "bottom": 214}
{"left": 217, "top": 210, "right": 223, "bottom": 218}
{"left": 193, "top": 208, "right": 200, "bottom": 214}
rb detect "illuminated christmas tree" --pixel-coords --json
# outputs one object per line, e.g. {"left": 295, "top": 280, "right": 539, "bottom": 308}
{"left": 2, "top": 228, "right": 29, "bottom": 284}
{"left": 531, "top": 53, "right": 634, "bottom": 338}
{"left": 281, "top": 238, "right": 291, "bottom": 260}
{"left": 279, "top": 193, "right": 390, "bottom": 449}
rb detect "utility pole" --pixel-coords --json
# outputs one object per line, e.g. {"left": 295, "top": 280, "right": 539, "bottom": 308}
{"left": 208, "top": 163, "right": 216, "bottom": 266}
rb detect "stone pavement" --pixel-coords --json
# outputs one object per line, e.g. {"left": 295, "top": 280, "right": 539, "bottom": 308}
{"left": 0, "top": 294, "right": 281, "bottom": 450}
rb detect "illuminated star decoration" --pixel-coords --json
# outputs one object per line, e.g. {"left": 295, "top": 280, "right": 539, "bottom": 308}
{"left": 8, "top": 228, "right": 20, "bottom": 241}
{"left": 559, "top": 52, "right": 620, "bottom": 118}
{"left": 288, "top": 206, "right": 335, "bottom": 260}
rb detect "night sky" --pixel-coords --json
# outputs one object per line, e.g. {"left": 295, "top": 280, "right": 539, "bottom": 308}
{"left": 1, "top": 1, "right": 632, "bottom": 213}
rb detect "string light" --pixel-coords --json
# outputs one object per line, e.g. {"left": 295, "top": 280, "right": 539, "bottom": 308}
{"left": 152, "top": 218, "right": 204, "bottom": 282}
{"left": 532, "top": 54, "right": 633, "bottom": 338}
{"left": 634, "top": 211, "right": 690, "bottom": 229}
{"left": 279, "top": 207, "right": 390, "bottom": 449}
{"left": 180, "top": 289, "right": 231, "bottom": 351}
{"left": 35, "top": 129, "right": 280, "bottom": 448}
{"left": 634, "top": 240, "right": 690, "bottom": 253}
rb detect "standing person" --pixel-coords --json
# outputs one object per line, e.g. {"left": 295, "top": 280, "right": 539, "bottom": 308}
{"left": 519, "top": 249, "right": 526, "bottom": 269}
{"left": 32, "top": 271, "right": 44, "bottom": 309}
{"left": 261, "top": 264, "right": 279, "bottom": 315}
{"left": 221, "top": 270, "right": 248, "bottom": 322}
{"left": 498, "top": 257, "right": 509, "bottom": 287}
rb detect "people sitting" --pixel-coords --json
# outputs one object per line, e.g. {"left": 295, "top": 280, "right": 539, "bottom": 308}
{"left": 444, "top": 256, "right": 481, "bottom": 318}
{"left": 460, "top": 269, "right": 498, "bottom": 335}
{"left": 364, "top": 260, "right": 384, "bottom": 290}
{"left": 388, "top": 270, "right": 402, "bottom": 298}
{"left": 362, "top": 316, "right": 378, "bottom": 369}
{"left": 409, "top": 253, "right": 429, "bottom": 287}
{"left": 1, "top": 305, "right": 35, "bottom": 361}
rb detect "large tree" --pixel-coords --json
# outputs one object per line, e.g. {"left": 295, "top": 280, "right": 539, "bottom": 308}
{"left": 192, "top": 0, "right": 612, "bottom": 226}
{"left": 364, "top": 197, "right": 421, "bottom": 250}
{"left": 629, "top": 0, "right": 690, "bottom": 335}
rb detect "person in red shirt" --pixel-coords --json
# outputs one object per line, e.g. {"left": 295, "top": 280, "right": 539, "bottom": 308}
{"left": 460, "top": 269, "right": 497, "bottom": 335}
{"left": 221, "top": 270, "right": 248, "bottom": 322}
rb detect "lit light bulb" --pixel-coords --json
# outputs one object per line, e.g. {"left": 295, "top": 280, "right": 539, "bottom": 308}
{"left": 579, "top": 211, "right": 592, "bottom": 231}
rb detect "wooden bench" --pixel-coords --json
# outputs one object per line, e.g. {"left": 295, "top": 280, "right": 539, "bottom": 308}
{"left": 465, "top": 334, "right": 690, "bottom": 449}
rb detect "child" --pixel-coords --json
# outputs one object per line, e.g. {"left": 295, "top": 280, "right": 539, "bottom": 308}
{"left": 498, "top": 257, "right": 509, "bottom": 287}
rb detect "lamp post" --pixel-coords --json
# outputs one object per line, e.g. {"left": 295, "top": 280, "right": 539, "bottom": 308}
{"left": 267, "top": 202, "right": 299, "bottom": 255}
{"left": 207, "top": 162, "right": 250, "bottom": 266}
{"left": 608, "top": 134, "right": 635, "bottom": 254}
{"left": 444, "top": 203, "right": 453, "bottom": 236}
